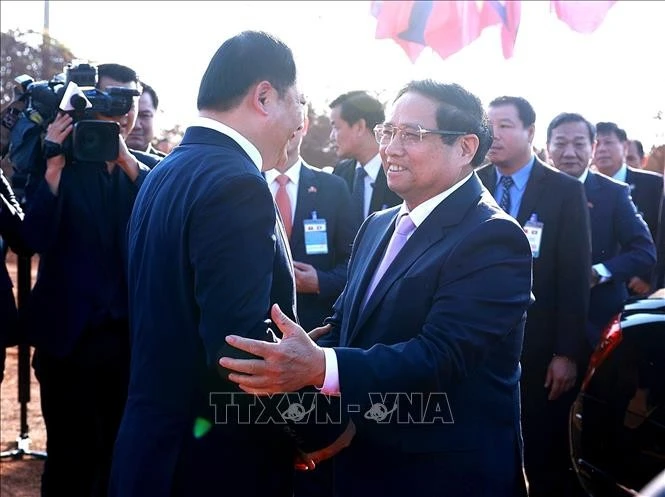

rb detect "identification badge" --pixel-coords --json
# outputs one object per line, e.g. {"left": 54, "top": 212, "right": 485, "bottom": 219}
{"left": 304, "top": 211, "right": 328, "bottom": 255}
{"left": 523, "top": 213, "right": 544, "bottom": 258}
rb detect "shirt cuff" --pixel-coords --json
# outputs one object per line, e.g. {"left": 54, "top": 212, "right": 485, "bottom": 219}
{"left": 318, "top": 348, "right": 340, "bottom": 395}
{"left": 593, "top": 263, "right": 612, "bottom": 283}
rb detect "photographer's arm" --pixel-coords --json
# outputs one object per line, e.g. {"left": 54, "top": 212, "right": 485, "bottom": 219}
{"left": 42, "top": 113, "right": 72, "bottom": 196}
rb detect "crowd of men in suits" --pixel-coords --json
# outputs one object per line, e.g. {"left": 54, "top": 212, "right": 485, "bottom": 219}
{"left": 0, "top": 29, "right": 663, "bottom": 497}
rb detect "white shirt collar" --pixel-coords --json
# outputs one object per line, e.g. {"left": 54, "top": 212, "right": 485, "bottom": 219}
{"left": 358, "top": 153, "right": 382, "bottom": 182}
{"left": 577, "top": 168, "right": 590, "bottom": 184}
{"left": 397, "top": 173, "right": 474, "bottom": 228}
{"left": 612, "top": 163, "right": 628, "bottom": 183}
{"left": 264, "top": 159, "right": 302, "bottom": 186}
{"left": 192, "top": 116, "right": 262, "bottom": 172}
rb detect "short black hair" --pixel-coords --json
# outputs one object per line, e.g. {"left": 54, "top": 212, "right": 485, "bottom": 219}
{"left": 596, "top": 122, "right": 627, "bottom": 142}
{"left": 97, "top": 63, "right": 139, "bottom": 86}
{"left": 395, "top": 80, "right": 492, "bottom": 168}
{"left": 629, "top": 139, "right": 645, "bottom": 159}
{"left": 140, "top": 82, "right": 159, "bottom": 110}
{"left": 329, "top": 91, "right": 384, "bottom": 132}
{"left": 546, "top": 113, "right": 596, "bottom": 144}
{"left": 197, "top": 31, "right": 296, "bottom": 112}
{"left": 489, "top": 96, "right": 536, "bottom": 127}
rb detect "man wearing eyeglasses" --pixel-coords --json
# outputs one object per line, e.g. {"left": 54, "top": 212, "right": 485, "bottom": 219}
{"left": 221, "top": 80, "right": 533, "bottom": 497}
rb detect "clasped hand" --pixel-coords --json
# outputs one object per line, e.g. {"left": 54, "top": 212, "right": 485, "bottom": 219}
{"left": 219, "top": 304, "right": 329, "bottom": 394}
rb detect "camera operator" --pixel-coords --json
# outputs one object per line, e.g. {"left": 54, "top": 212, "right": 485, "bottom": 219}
{"left": 1, "top": 168, "right": 27, "bottom": 384}
{"left": 21, "top": 63, "right": 151, "bottom": 497}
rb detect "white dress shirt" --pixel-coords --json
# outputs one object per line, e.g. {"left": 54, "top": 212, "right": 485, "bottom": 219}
{"left": 319, "top": 173, "right": 474, "bottom": 395}
{"left": 357, "top": 153, "right": 382, "bottom": 217}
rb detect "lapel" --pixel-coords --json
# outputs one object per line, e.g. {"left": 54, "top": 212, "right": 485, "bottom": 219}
{"left": 346, "top": 175, "right": 484, "bottom": 344}
{"left": 515, "top": 159, "right": 547, "bottom": 225}
{"left": 624, "top": 167, "right": 638, "bottom": 193}
{"left": 341, "top": 210, "right": 396, "bottom": 346}
{"left": 291, "top": 162, "right": 317, "bottom": 250}
{"left": 481, "top": 165, "right": 498, "bottom": 196}
{"left": 584, "top": 170, "right": 602, "bottom": 213}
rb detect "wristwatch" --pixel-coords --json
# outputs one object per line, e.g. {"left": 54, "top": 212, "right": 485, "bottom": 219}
{"left": 43, "top": 139, "right": 64, "bottom": 160}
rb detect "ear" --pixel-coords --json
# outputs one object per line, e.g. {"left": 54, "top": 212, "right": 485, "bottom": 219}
{"left": 459, "top": 134, "right": 480, "bottom": 163}
{"left": 301, "top": 114, "right": 310, "bottom": 136}
{"left": 352, "top": 118, "right": 367, "bottom": 136}
{"left": 251, "top": 81, "right": 274, "bottom": 116}
{"left": 527, "top": 124, "right": 535, "bottom": 145}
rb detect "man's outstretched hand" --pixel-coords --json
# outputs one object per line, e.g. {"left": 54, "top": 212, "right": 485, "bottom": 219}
{"left": 219, "top": 304, "right": 327, "bottom": 394}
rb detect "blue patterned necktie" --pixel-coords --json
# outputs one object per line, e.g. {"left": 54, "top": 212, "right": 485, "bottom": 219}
{"left": 499, "top": 175, "right": 514, "bottom": 214}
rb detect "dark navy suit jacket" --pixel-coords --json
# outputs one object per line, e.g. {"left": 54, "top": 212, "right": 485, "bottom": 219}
{"left": 322, "top": 174, "right": 533, "bottom": 497}
{"left": 20, "top": 159, "right": 150, "bottom": 358}
{"left": 110, "top": 127, "right": 342, "bottom": 497}
{"left": 585, "top": 170, "right": 656, "bottom": 343}
{"left": 625, "top": 166, "right": 664, "bottom": 241}
{"left": 625, "top": 167, "right": 664, "bottom": 286}
{"left": 478, "top": 159, "right": 591, "bottom": 369}
{"left": 288, "top": 161, "right": 355, "bottom": 331}
{"left": 333, "top": 158, "right": 401, "bottom": 215}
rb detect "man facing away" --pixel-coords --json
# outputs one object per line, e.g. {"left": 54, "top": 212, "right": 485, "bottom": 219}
{"left": 110, "top": 31, "right": 349, "bottom": 497}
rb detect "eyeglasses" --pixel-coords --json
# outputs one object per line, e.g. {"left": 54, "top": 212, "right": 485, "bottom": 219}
{"left": 373, "top": 124, "right": 466, "bottom": 146}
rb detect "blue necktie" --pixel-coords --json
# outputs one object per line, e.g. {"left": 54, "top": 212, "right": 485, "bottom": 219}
{"left": 351, "top": 166, "right": 367, "bottom": 226}
{"left": 499, "top": 175, "right": 514, "bottom": 214}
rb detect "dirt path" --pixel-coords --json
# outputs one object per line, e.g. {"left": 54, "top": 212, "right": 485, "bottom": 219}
{"left": 1, "top": 253, "right": 44, "bottom": 497}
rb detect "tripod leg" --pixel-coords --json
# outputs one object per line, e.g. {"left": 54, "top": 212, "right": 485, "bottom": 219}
{"left": 0, "top": 255, "right": 47, "bottom": 461}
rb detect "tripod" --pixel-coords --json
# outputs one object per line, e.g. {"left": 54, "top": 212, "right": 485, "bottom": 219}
{"left": 0, "top": 254, "right": 47, "bottom": 460}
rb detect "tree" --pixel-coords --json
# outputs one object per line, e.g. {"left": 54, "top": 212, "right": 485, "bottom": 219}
{"left": 1, "top": 29, "right": 77, "bottom": 105}
{"left": 301, "top": 106, "right": 337, "bottom": 169}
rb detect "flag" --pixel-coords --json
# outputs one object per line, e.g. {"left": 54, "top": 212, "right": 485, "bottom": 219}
{"left": 551, "top": 0, "right": 617, "bottom": 34}
{"left": 371, "top": 1, "right": 522, "bottom": 62}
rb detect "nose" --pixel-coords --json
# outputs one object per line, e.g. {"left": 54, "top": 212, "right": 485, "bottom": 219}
{"left": 562, "top": 143, "right": 577, "bottom": 156}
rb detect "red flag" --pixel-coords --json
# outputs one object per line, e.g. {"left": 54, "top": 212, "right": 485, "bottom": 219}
{"left": 551, "top": 0, "right": 616, "bottom": 34}
{"left": 372, "top": 1, "right": 521, "bottom": 62}
{"left": 371, "top": 0, "right": 426, "bottom": 62}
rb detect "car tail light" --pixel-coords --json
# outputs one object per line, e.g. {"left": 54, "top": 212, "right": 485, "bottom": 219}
{"left": 581, "top": 315, "right": 623, "bottom": 392}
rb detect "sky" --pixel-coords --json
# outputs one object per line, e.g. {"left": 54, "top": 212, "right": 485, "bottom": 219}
{"left": 1, "top": 0, "right": 664, "bottom": 150}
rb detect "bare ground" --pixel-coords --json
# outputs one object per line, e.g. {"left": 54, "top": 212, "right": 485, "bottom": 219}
{"left": 1, "top": 253, "right": 44, "bottom": 497}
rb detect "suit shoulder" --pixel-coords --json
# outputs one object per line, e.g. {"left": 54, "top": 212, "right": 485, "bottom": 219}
{"left": 132, "top": 149, "right": 162, "bottom": 170}
{"left": 332, "top": 159, "right": 355, "bottom": 174}
{"left": 475, "top": 163, "right": 495, "bottom": 182}
{"left": 539, "top": 163, "right": 585, "bottom": 190}
{"left": 628, "top": 167, "right": 664, "bottom": 187}
{"left": 311, "top": 166, "right": 349, "bottom": 184}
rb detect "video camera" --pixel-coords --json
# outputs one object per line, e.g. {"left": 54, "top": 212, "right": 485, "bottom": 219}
{"left": 0, "top": 61, "right": 139, "bottom": 200}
